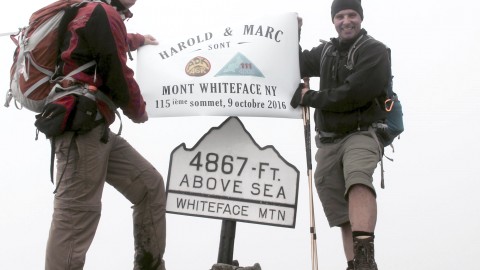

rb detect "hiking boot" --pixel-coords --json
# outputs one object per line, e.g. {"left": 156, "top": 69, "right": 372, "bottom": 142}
{"left": 346, "top": 259, "right": 354, "bottom": 270}
{"left": 353, "top": 236, "right": 378, "bottom": 270}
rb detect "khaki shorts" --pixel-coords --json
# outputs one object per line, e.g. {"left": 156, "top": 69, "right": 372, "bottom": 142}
{"left": 313, "top": 130, "right": 381, "bottom": 227}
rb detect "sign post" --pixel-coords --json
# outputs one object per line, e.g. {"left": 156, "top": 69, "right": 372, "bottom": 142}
{"left": 217, "top": 220, "right": 236, "bottom": 264}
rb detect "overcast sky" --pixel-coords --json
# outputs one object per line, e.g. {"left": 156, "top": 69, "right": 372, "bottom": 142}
{"left": 1, "top": 0, "right": 479, "bottom": 269}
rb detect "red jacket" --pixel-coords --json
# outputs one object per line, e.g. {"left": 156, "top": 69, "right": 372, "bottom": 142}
{"left": 59, "top": 1, "right": 146, "bottom": 125}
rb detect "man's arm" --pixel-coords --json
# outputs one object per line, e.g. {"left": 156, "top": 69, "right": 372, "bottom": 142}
{"left": 85, "top": 4, "right": 146, "bottom": 121}
{"left": 127, "top": 33, "right": 159, "bottom": 50}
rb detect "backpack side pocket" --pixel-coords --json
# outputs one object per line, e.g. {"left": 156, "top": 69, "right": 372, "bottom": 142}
{"left": 69, "top": 95, "right": 100, "bottom": 134}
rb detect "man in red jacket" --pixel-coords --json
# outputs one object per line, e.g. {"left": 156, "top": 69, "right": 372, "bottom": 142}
{"left": 45, "top": 0, "right": 166, "bottom": 269}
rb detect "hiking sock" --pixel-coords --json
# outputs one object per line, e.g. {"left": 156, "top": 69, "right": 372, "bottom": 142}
{"left": 352, "top": 231, "right": 374, "bottom": 239}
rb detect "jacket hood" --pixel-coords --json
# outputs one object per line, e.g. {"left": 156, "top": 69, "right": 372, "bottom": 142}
{"left": 101, "top": 0, "right": 124, "bottom": 10}
{"left": 100, "top": 0, "right": 133, "bottom": 18}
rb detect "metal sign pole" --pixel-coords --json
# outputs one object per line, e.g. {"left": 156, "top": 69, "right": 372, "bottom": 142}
{"left": 217, "top": 219, "right": 237, "bottom": 264}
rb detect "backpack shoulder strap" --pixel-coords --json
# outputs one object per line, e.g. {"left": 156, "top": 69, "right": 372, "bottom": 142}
{"left": 319, "top": 39, "right": 333, "bottom": 74}
{"left": 345, "top": 34, "right": 373, "bottom": 70}
{"left": 320, "top": 34, "right": 374, "bottom": 72}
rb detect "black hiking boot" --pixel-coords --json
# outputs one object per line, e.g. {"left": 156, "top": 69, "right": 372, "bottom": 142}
{"left": 353, "top": 236, "right": 378, "bottom": 270}
{"left": 346, "top": 259, "right": 354, "bottom": 270}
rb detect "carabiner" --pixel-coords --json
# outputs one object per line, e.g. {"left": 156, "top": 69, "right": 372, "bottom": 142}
{"left": 385, "top": 98, "right": 394, "bottom": 112}
{"left": 4, "top": 89, "right": 12, "bottom": 108}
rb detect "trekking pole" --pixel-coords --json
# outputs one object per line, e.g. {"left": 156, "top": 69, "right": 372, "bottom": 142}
{"left": 302, "top": 77, "right": 319, "bottom": 270}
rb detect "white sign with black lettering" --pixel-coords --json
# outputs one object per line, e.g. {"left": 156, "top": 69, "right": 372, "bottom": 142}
{"left": 137, "top": 12, "right": 301, "bottom": 119}
{"left": 166, "top": 117, "right": 299, "bottom": 228}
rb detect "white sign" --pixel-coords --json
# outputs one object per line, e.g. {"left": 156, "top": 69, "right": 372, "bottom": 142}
{"left": 166, "top": 117, "right": 299, "bottom": 228}
{"left": 137, "top": 12, "right": 301, "bottom": 119}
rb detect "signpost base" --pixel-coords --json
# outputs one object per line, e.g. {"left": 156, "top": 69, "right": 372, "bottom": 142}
{"left": 217, "top": 220, "right": 237, "bottom": 264}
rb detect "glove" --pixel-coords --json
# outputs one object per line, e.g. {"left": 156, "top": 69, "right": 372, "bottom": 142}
{"left": 290, "top": 83, "right": 305, "bottom": 108}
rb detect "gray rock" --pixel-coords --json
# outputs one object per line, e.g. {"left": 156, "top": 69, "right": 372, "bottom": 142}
{"left": 211, "top": 262, "right": 261, "bottom": 270}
